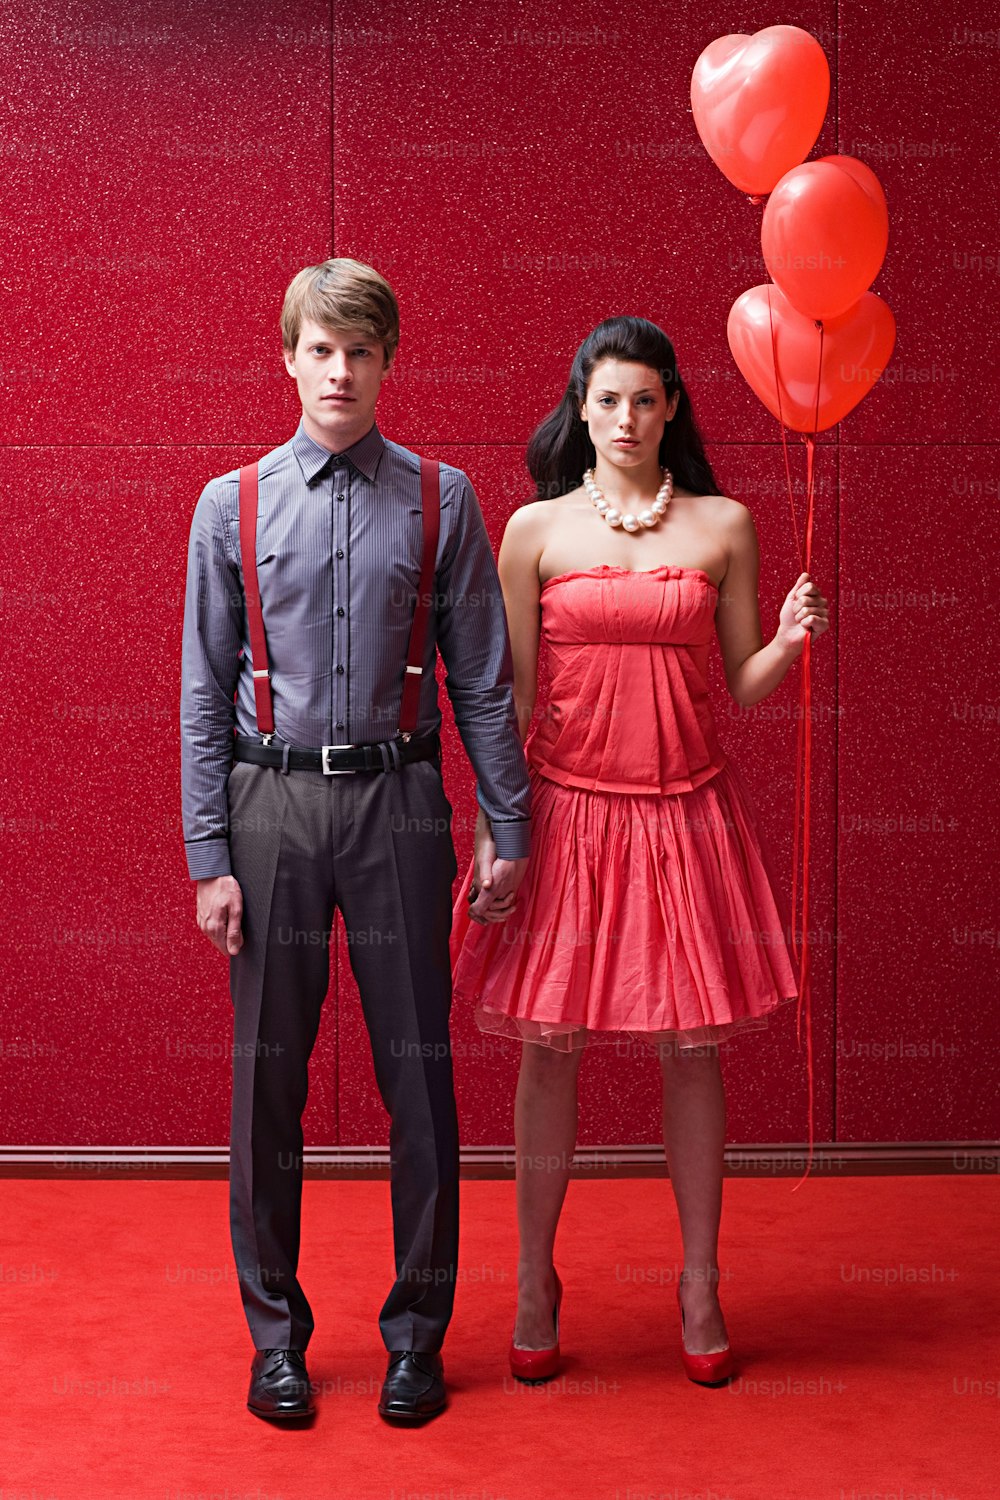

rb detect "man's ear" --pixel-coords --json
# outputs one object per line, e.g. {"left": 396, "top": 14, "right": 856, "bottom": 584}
{"left": 283, "top": 346, "right": 297, "bottom": 378}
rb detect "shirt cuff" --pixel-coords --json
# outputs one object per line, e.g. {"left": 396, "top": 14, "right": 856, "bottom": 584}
{"left": 185, "top": 838, "right": 232, "bottom": 881}
{"left": 489, "top": 820, "right": 531, "bottom": 861}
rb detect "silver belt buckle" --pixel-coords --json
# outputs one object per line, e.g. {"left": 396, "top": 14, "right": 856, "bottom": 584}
{"left": 321, "top": 743, "right": 357, "bottom": 776}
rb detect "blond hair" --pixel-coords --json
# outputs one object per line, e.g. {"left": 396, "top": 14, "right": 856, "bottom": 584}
{"left": 280, "top": 258, "right": 400, "bottom": 363}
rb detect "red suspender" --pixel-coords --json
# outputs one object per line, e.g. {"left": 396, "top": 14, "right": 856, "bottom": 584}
{"left": 237, "top": 456, "right": 441, "bottom": 744}
{"left": 238, "top": 463, "right": 275, "bottom": 741}
{"left": 398, "top": 456, "right": 441, "bottom": 738}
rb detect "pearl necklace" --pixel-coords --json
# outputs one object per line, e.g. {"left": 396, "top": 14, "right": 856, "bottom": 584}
{"left": 583, "top": 466, "right": 673, "bottom": 531}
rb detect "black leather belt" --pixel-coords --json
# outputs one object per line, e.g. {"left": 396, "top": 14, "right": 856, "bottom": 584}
{"left": 233, "top": 732, "right": 441, "bottom": 776}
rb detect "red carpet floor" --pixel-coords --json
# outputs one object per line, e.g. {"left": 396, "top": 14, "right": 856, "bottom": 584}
{"left": 1, "top": 1174, "right": 996, "bottom": 1500}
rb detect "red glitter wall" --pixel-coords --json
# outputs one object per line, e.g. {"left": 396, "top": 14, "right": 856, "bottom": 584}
{"left": 1, "top": 0, "right": 996, "bottom": 1152}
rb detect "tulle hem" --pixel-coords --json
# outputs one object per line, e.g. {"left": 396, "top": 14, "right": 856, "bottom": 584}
{"left": 470, "top": 990, "right": 800, "bottom": 1055}
{"left": 450, "top": 756, "right": 801, "bottom": 1044}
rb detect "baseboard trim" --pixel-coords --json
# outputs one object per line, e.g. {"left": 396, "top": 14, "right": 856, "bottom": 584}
{"left": 1, "top": 1142, "right": 997, "bottom": 1178}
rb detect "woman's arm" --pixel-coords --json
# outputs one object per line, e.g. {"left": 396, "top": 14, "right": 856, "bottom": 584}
{"left": 715, "top": 500, "right": 829, "bottom": 708}
{"left": 496, "top": 502, "right": 546, "bottom": 741}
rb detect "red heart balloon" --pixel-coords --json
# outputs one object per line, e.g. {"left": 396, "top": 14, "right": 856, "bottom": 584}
{"left": 727, "top": 284, "right": 896, "bottom": 432}
{"left": 691, "top": 25, "right": 830, "bottom": 196}
{"left": 761, "top": 155, "right": 889, "bottom": 319}
{"left": 821, "top": 153, "right": 887, "bottom": 216}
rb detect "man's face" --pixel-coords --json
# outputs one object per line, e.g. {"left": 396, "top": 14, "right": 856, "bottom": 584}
{"left": 284, "top": 318, "right": 392, "bottom": 451}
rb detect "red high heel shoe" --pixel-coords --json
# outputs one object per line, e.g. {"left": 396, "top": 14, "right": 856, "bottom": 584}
{"left": 676, "top": 1278, "right": 735, "bottom": 1386}
{"left": 509, "top": 1271, "right": 563, "bottom": 1382}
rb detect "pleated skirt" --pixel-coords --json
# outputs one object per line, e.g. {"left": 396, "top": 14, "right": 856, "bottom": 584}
{"left": 449, "top": 758, "right": 799, "bottom": 1052}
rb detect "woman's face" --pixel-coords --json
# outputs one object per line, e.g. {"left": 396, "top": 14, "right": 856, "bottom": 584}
{"left": 580, "top": 358, "right": 680, "bottom": 473}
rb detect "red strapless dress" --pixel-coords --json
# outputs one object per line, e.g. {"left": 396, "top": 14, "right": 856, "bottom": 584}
{"left": 449, "top": 564, "right": 799, "bottom": 1050}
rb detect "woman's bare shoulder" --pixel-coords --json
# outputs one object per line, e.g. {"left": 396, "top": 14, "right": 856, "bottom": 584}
{"left": 676, "top": 487, "right": 749, "bottom": 513}
{"left": 680, "top": 490, "right": 755, "bottom": 539}
{"left": 499, "top": 499, "right": 551, "bottom": 571}
{"left": 504, "top": 496, "right": 561, "bottom": 537}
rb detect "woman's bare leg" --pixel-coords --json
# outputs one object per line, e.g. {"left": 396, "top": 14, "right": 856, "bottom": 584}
{"left": 513, "top": 1040, "right": 585, "bottom": 1347}
{"left": 660, "top": 1040, "right": 729, "bottom": 1352}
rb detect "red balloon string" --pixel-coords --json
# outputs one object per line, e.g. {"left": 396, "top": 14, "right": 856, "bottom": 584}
{"left": 765, "top": 284, "right": 818, "bottom": 1189}
{"left": 765, "top": 286, "right": 803, "bottom": 561}
{"left": 791, "top": 437, "right": 817, "bottom": 1192}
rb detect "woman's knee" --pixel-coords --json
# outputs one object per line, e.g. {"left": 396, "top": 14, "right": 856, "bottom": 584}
{"left": 658, "top": 1040, "right": 720, "bottom": 1076}
{"left": 519, "top": 1041, "right": 585, "bottom": 1079}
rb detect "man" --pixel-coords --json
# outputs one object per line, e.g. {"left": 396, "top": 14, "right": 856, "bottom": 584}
{"left": 180, "top": 257, "right": 531, "bottom": 1424}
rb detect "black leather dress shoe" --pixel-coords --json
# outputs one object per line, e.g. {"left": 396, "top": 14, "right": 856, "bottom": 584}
{"left": 377, "top": 1350, "right": 447, "bottom": 1423}
{"left": 247, "top": 1348, "right": 315, "bottom": 1420}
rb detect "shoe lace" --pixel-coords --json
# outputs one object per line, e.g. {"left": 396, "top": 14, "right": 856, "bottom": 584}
{"left": 264, "top": 1347, "right": 306, "bottom": 1369}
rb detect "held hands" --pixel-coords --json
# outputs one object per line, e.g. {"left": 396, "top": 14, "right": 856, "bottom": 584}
{"left": 196, "top": 875, "right": 244, "bottom": 956}
{"left": 467, "top": 808, "right": 529, "bottom": 925}
{"left": 777, "top": 571, "right": 830, "bottom": 654}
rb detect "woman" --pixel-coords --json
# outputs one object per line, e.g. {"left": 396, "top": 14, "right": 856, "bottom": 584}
{"left": 449, "top": 316, "right": 829, "bottom": 1387}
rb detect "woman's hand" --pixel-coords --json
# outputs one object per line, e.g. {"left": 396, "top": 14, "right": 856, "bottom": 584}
{"left": 468, "top": 807, "right": 523, "bottom": 925}
{"left": 777, "top": 571, "right": 830, "bottom": 653}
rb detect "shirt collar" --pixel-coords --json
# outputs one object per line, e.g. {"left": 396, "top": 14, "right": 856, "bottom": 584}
{"left": 291, "top": 418, "right": 386, "bottom": 485}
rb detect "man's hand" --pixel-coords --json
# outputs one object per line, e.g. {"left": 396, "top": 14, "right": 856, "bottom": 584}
{"left": 196, "top": 875, "right": 244, "bottom": 956}
{"left": 467, "top": 809, "right": 529, "bottom": 925}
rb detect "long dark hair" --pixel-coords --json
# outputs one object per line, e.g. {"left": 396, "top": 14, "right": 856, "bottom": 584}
{"left": 526, "top": 316, "right": 721, "bottom": 499}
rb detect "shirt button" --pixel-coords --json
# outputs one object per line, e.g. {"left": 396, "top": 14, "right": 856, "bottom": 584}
{"left": 336, "top": 548, "right": 344, "bottom": 559}
{"left": 336, "top": 664, "right": 345, "bottom": 674}
{"left": 336, "top": 606, "right": 345, "bottom": 617}
{"left": 336, "top": 721, "right": 345, "bottom": 730}
{"left": 336, "top": 493, "right": 345, "bottom": 502}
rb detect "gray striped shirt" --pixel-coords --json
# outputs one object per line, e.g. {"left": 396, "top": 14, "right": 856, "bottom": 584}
{"left": 180, "top": 418, "right": 532, "bottom": 879}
